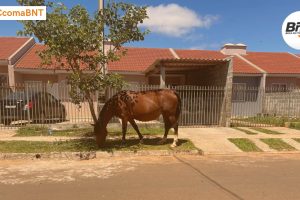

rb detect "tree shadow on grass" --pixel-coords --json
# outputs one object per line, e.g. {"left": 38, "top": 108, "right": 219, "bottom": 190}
{"left": 74, "top": 137, "right": 190, "bottom": 152}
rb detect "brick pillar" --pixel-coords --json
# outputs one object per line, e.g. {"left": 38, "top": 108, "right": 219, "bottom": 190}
{"left": 220, "top": 57, "right": 233, "bottom": 127}
{"left": 160, "top": 65, "right": 166, "bottom": 88}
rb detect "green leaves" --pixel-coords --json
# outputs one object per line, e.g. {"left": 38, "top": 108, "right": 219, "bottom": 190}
{"left": 17, "top": 0, "right": 148, "bottom": 122}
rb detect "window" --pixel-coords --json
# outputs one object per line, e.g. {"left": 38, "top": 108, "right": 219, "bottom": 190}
{"left": 232, "top": 83, "right": 246, "bottom": 102}
{"left": 271, "top": 83, "right": 287, "bottom": 92}
{"left": 0, "top": 74, "right": 8, "bottom": 85}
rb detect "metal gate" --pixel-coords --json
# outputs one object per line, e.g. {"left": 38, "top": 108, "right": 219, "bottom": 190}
{"left": 231, "top": 87, "right": 300, "bottom": 127}
{"left": 107, "top": 85, "right": 227, "bottom": 127}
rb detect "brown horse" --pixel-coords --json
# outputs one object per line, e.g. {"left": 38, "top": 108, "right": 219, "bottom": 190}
{"left": 94, "top": 89, "right": 181, "bottom": 147}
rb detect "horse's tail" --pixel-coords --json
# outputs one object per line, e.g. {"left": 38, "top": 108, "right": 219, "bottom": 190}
{"left": 174, "top": 91, "right": 181, "bottom": 121}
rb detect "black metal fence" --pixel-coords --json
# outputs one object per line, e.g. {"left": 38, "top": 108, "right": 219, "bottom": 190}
{"left": 231, "top": 87, "right": 300, "bottom": 127}
{"left": 0, "top": 83, "right": 299, "bottom": 129}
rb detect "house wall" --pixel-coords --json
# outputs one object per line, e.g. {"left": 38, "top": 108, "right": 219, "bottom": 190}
{"left": 233, "top": 76, "right": 261, "bottom": 87}
{"left": 148, "top": 75, "right": 184, "bottom": 85}
{"left": 232, "top": 76, "right": 262, "bottom": 117}
{"left": 120, "top": 74, "right": 148, "bottom": 85}
{"left": 0, "top": 65, "right": 8, "bottom": 73}
{"left": 266, "top": 77, "right": 300, "bottom": 88}
{"left": 14, "top": 73, "right": 58, "bottom": 84}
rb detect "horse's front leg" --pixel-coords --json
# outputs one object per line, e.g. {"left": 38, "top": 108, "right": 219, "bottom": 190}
{"left": 121, "top": 119, "right": 128, "bottom": 144}
{"left": 129, "top": 119, "right": 144, "bottom": 144}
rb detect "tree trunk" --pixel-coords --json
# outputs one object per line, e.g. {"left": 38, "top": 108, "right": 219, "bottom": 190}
{"left": 85, "top": 92, "right": 98, "bottom": 124}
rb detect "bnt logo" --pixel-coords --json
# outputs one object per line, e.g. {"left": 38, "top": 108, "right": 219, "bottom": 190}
{"left": 282, "top": 11, "right": 300, "bottom": 50}
{"left": 286, "top": 22, "right": 300, "bottom": 34}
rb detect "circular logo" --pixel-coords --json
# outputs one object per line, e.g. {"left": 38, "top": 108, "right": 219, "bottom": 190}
{"left": 282, "top": 11, "right": 300, "bottom": 50}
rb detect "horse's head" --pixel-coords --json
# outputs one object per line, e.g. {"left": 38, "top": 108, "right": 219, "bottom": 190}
{"left": 93, "top": 121, "right": 108, "bottom": 147}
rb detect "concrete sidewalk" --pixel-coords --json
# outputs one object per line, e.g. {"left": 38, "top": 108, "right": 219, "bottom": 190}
{"left": 2, "top": 127, "right": 300, "bottom": 155}
{"left": 180, "top": 127, "right": 300, "bottom": 155}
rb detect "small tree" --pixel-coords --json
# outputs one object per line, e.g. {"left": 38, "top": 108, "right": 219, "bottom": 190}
{"left": 17, "top": 0, "right": 148, "bottom": 123}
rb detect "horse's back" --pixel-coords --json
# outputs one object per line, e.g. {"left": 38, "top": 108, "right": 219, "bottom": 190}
{"left": 131, "top": 89, "right": 180, "bottom": 119}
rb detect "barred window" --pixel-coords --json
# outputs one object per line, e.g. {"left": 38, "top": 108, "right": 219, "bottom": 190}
{"left": 0, "top": 74, "right": 8, "bottom": 84}
{"left": 271, "top": 83, "right": 287, "bottom": 92}
{"left": 232, "top": 83, "right": 246, "bottom": 102}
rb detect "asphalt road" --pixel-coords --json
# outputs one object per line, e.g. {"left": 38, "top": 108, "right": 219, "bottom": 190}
{"left": 1, "top": 154, "right": 300, "bottom": 200}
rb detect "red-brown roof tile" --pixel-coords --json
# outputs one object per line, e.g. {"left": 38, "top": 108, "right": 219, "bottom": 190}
{"left": 16, "top": 44, "right": 299, "bottom": 75}
{"left": 108, "top": 47, "right": 175, "bottom": 72}
{"left": 242, "top": 52, "right": 300, "bottom": 74}
{"left": 15, "top": 44, "right": 92, "bottom": 70}
{"left": 231, "top": 56, "right": 261, "bottom": 74}
{"left": 175, "top": 49, "right": 227, "bottom": 60}
{"left": 15, "top": 44, "right": 46, "bottom": 69}
{"left": 0, "top": 37, "right": 31, "bottom": 60}
{"left": 175, "top": 49, "right": 261, "bottom": 74}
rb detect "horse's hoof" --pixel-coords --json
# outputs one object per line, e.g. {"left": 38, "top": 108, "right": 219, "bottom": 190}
{"left": 139, "top": 139, "right": 144, "bottom": 144}
{"left": 170, "top": 143, "right": 177, "bottom": 148}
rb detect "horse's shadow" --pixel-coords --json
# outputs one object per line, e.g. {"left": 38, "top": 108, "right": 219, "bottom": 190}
{"left": 75, "top": 137, "right": 189, "bottom": 152}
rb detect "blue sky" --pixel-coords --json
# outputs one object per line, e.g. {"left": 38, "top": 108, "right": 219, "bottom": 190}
{"left": 1, "top": 0, "right": 300, "bottom": 53}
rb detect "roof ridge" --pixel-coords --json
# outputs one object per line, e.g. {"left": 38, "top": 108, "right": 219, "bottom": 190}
{"left": 175, "top": 48, "right": 221, "bottom": 52}
{"left": 169, "top": 48, "right": 180, "bottom": 59}
{"left": 15, "top": 43, "right": 39, "bottom": 67}
{"left": 122, "top": 46, "right": 171, "bottom": 50}
{"left": 235, "top": 54, "right": 266, "bottom": 74}
{"left": 8, "top": 37, "right": 35, "bottom": 64}
{"left": 287, "top": 52, "right": 300, "bottom": 59}
{"left": 247, "top": 51, "right": 290, "bottom": 54}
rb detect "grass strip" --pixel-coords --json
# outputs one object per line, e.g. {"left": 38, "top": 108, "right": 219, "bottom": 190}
{"left": 15, "top": 125, "right": 167, "bottom": 137}
{"left": 15, "top": 126, "right": 94, "bottom": 137}
{"left": 260, "top": 138, "right": 296, "bottom": 151}
{"left": 232, "top": 127, "right": 258, "bottom": 135}
{"left": 250, "top": 127, "right": 285, "bottom": 135}
{"left": 289, "top": 122, "right": 300, "bottom": 130}
{"left": 228, "top": 138, "right": 262, "bottom": 152}
{"left": 0, "top": 138, "right": 196, "bottom": 153}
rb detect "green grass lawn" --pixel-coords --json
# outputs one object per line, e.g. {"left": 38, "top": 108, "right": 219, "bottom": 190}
{"left": 232, "top": 116, "right": 300, "bottom": 127}
{"left": 289, "top": 122, "right": 300, "bottom": 130}
{"left": 14, "top": 125, "right": 168, "bottom": 137}
{"left": 228, "top": 138, "right": 262, "bottom": 152}
{"left": 232, "top": 127, "right": 258, "bottom": 135}
{"left": 260, "top": 138, "right": 296, "bottom": 151}
{"left": 15, "top": 126, "right": 94, "bottom": 137}
{"left": 250, "top": 127, "right": 285, "bottom": 135}
{"left": 0, "top": 138, "right": 196, "bottom": 153}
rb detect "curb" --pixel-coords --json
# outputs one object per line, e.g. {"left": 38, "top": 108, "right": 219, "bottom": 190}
{"left": 202, "top": 151, "right": 300, "bottom": 156}
{"left": 0, "top": 149, "right": 203, "bottom": 160}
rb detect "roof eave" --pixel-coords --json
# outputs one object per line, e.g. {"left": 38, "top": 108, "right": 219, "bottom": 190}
{"left": 144, "top": 58, "right": 230, "bottom": 75}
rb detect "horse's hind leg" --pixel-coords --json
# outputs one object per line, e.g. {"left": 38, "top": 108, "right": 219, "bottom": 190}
{"left": 171, "top": 123, "right": 179, "bottom": 148}
{"left": 159, "top": 114, "right": 179, "bottom": 147}
{"left": 129, "top": 119, "right": 144, "bottom": 144}
{"left": 158, "top": 114, "right": 171, "bottom": 145}
{"left": 121, "top": 119, "right": 128, "bottom": 144}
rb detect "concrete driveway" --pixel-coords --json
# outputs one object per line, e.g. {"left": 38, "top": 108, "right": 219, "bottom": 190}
{"left": 180, "top": 127, "right": 300, "bottom": 154}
